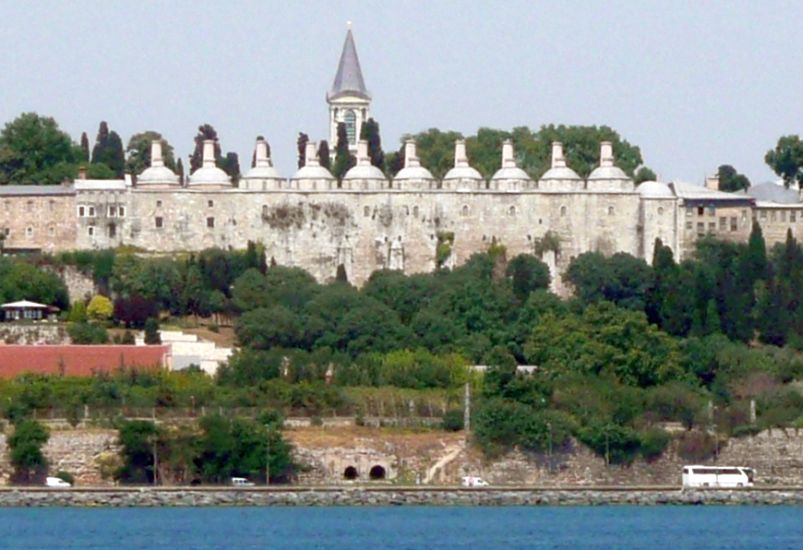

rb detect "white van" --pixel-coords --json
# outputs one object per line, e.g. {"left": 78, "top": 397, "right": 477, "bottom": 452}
{"left": 45, "top": 476, "right": 71, "bottom": 488}
{"left": 462, "top": 476, "right": 489, "bottom": 487}
{"left": 682, "top": 466, "right": 754, "bottom": 488}
{"left": 231, "top": 477, "right": 255, "bottom": 487}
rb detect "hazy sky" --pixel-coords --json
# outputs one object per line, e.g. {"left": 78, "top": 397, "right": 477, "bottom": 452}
{"left": 1, "top": 1, "right": 801, "bottom": 183}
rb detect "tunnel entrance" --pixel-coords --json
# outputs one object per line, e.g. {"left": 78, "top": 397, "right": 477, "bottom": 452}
{"left": 369, "top": 465, "right": 386, "bottom": 480}
{"left": 343, "top": 466, "right": 359, "bottom": 480}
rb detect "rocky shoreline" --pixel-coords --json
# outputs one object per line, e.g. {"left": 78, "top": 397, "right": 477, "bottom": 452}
{"left": 0, "top": 487, "right": 800, "bottom": 507}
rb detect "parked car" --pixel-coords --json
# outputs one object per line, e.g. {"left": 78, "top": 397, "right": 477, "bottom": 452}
{"left": 45, "top": 476, "right": 71, "bottom": 488}
{"left": 231, "top": 477, "right": 255, "bottom": 487}
{"left": 462, "top": 476, "right": 489, "bottom": 487}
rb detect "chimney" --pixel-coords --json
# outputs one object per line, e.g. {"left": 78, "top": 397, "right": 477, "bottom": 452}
{"left": 600, "top": 141, "right": 614, "bottom": 167}
{"left": 357, "top": 140, "right": 370, "bottom": 166}
{"left": 501, "top": 139, "right": 516, "bottom": 168}
{"left": 202, "top": 139, "right": 216, "bottom": 168}
{"left": 454, "top": 139, "right": 469, "bottom": 167}
{"left": 255, "top": 138, "right": 269, "bottom": 168}
{"left": 705, "top": 174, "right": 720, "bottom": 191}
{"left": 305, "top": 141, "right": 320, "bottom": 167}
{"left": 404, "top": 139, "right": 420, "bottom": 168}
{"left": 150, "top": 140, "right": 164, "bottom": 168}
{"left": 77, "top": 165, "right": 87, "bottom": 180}
{"left": 551, "top": 142, "right": 566, "bottom": 169}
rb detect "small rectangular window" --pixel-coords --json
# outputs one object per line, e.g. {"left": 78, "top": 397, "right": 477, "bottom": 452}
{"left": 730, "top": 217, "right": 737, "bottom": 231}
{"left": 719, "top": 217, "right": 727, "bottom": 230}
{"left": 206, "top": 217, "right": 215, "bottom": 228}
{"left": 686, "top": 208, "right": 693, "bottom": 217}
{"left": 791, "top": 211, "right": 797, "bottom": 223}
{"left": 88, "top": 206, "right": 96, "bottom": 217}
{"left": 685, "top": 221, "right": 693, "bottom": 230}
{"left": 26, "top": 200, "right": 34, "bottom": 213}
{"left": 78, "top": 206, "right": 85, "bottom": 217}
{"left": 208, "top": 200, "right": 214, "bottom": 208}
{"left": 708, "top": 206, "right": 715, "bottom": 216}
{"left": 87, "top": 226, "right": 95, "bottom": 237}
{"left": 760, "top": 211, "right": 767, "bottom": 220}
{"left": 781, "top": 210, "right": 787, "bottom": 222}
{"left": 155, "top": 216, "right": 163, "bottom": 228}
{"left": 697, "top": 222, "right": 705, "bottom": 236}
{"left": 108, "top": 206, "right": 116, "bottom": 217}
{"left": 708, "top": 222, "right": 716, "bottom": 233}
{"left": 770, "top": 211, "right": 777, "bottom": 222}
{"left": 697, "top": 207, "right": 704, "bottom": 216}
{"left": 156, "top": 200, "right": 162, "bottom": 208}
{"left": 118, "top": 206, "right": 126, "bottom": 217}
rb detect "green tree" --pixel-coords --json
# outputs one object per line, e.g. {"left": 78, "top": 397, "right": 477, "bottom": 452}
{"left": 80, "top": 131, "right": 90, "bottom": 162}
{"left": 8, "top": 419, "right": 49, "bottom": 484}
{"left": 91, "top": 121, "right": 125, "bottom": 177}
{"left": 765, "top": 135, "right": 803, "bottom": 188}
{"left": 125, "top": 131, "right": 176, "bottom": 175}
{"left": 87, "top": 294, "right": 113, "bottom": 321}
{"left": 144, "top": 317, "right": 161, "bottom": 345}
{"left": 235, "top": 306, "right": 305, "bottom": 349}
{"left": 634, "top": 166, "right": 657, "bottom": 184}
{"left": 190, "top": 124, "right": 220, "bottom": 172}
{"left": 565, "top": 252, "right": 653, "bottom": 310}
{"left": 0, "top": 112, "right": 81, "bottom": 184}
{"left": 717, "top": 164, "right": 751, "bottom": 192}
{"left": 506, "top": 254, "right": 550, "bottom": 302}
{"left": 117, "top": 420, "right": 158, "bottom": 484}
{"left": 67, "top": 321, "right": 109, "bottom": 344}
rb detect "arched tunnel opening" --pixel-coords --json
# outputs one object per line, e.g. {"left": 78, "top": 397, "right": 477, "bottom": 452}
{"left": 343, "top": 466, "right": 359, "bottom": 480}
{"left": 369, "top": 465, "right": 386, "bottom": 480}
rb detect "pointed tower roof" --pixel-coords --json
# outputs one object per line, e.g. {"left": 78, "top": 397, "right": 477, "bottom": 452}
{"left": 328, "top": 25, "right": 370, "bottom": 101}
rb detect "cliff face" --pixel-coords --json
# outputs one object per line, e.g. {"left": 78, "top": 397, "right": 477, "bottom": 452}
{"left": 0, "top": 425, "right": 799, "bottom": 487}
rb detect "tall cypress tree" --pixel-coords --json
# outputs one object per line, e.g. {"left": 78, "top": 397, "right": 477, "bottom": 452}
{"left": 190, "top": 124, "right": 221, "bottom": 172}
{"left": 176, "top": 158, "right": 184, "bottom": 184}
{"left": 80, "top": 132, "right": 90, "bottom": 162}
{"left": 91, "top": 121, "right": 109, "bottom": 164}
{"left": 332, "top": 123, "right": 355, "bottom": 181}
{"left": 745, "top": 221, "right": 768, "bottom": 283}
{"left": 360, "top": 118, "right": 384, "bottom": 168}
{"left": 318, "top": 140, "right": 331, "bottom": 170}
{"left": 297, "top": 132, "right": 309, "bottom": 169}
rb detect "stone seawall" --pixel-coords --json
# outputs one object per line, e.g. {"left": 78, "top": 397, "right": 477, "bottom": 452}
{"left": 0, "top": 487, "right": 799, "bottom": 507}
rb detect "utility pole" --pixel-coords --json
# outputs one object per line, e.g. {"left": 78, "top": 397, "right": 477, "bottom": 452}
{"left": 463, "top": 382, "right": 471, "bottom": 433}
{"left": 152, "top": 434, "right": 159, "bottom": 486}
{"left": 265, "top": 431, "right": 270, "bottom": 486}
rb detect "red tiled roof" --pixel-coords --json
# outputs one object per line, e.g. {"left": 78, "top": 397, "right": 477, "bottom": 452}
{"left": 0, "top": 345, "right": 170, "bottom": 378}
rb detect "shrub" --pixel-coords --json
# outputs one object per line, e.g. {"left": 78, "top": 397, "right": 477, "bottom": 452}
{"left": 144, "top": 317, "right": 161, "bottom": 345}
{"left": 676, "top": 430, "right": 718, "bottom": 462}
{"left": 441, "top": 409, "right": 464, "bottom": 432}
{"left": 578, "top": 422, "right": 641, "bottom": 465}
{"left": 8, "top": 419, "right": 50, "bottom": 484}
{"left": 55, "top": 471, "right": 75, "bottom": 485}
{"left": 87, "top": 295, "right": 113, "bottom": 321}
{"left": 67, "top": 322, "right": 109, "bottom": 344}
{"left": 638, "top": 428, "right": 671, "bottom": 461}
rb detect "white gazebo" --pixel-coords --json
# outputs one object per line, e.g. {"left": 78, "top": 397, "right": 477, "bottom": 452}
{"left": 1, "top": 300, "right": 57, "bottom": 321}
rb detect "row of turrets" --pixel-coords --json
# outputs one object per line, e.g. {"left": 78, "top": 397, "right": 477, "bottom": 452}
{"left": 134, "top": 138, "right": 634, "bottom": 193}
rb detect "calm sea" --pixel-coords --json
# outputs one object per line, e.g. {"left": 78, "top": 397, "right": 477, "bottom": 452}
{"left": 0, "top": 506, "right": 800, "bottom": 549}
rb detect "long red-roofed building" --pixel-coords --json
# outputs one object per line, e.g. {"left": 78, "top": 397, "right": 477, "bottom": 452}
{"left": 0, "top": 345, "right": 171, "bottom": 378}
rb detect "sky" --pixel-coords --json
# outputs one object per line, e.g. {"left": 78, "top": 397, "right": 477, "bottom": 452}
{"left": 0, "top": 0, "right": 801, "bottom": 184}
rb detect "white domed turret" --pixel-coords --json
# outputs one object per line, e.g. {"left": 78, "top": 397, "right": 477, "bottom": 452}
{"left": 290, "top": 142, "right": 335, "bottom": 191}
{"left": 539, "top": 142, "right": 583, "bottom": 191}
{"left": 587, "top": 141, "right": 633, "bottom": 192}
{"left": 241, "top": 137, "right": 283, "bottom": 191}
{"left": 444, "top": 140, "right": 485, "bottom": 191}
{"left": 343, "top": 140, "right": 387, "bottom": 190}
{"left": 189, "top": 140, "right": 231, "bottom": 188}
{"left": 637, "top": 180, "right": 674, "bottom": 198}
{"left": 137, "top": 140, "right": 179, "bottom": 187}
{"left": 393, "top": 140, "right": 436, "bottom": 191}
{"left": 491, "top": 139, "right": 533, "bottom": 191}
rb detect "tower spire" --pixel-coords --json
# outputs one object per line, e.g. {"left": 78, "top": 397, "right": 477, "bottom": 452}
{"left": 328, "top": 25, "right": 370, "bottom": 101}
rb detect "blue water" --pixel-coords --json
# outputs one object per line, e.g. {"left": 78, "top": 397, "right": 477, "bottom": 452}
{"left": 0, "top": 506, "right": 800, "bottom": 549}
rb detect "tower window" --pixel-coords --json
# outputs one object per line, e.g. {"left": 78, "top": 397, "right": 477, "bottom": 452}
{"left": 344, "top": 109, "right": 357, "bottom": 145}
{"left": 155, "top": 217, "right": 163, "bottom": 228}
{"left": 207, "top": 217, "right": 215, "bottom": 228}
{"left": 208, "top": 200, "right": 214, "bottom": 208}
{"left": 560, "top": 206, "right": 567, "bottom": 217}
{"left": 25, "top": 227, "right": 33, "bottom": 238}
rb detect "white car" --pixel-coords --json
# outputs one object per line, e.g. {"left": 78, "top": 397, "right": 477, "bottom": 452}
{"left": 45, "top": 476, "right": 71, "bottom": 488}
{"left": 231, "top": 477, "right": 255, "bottom": 487}
{"left": 462, "top": 476, "right": 489, "bottom": 487}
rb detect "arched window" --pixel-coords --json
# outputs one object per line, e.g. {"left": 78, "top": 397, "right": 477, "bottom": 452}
{"left": 344, "top": 110, "right": 357, "bottom": 146}
{"left": 509, "top": 206, "right": 516, "bottom": 216}
{"left": 25, "top": 226, "right": 33, "bottom": 238}
{"left": 608, "top": 206, "right": 614, "bottom": 216}
{"left": 560, "top": 205, "right": 567, "bottom": 217}
{"left": 462, "top": 205, "right": 469, "bottom": 216}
